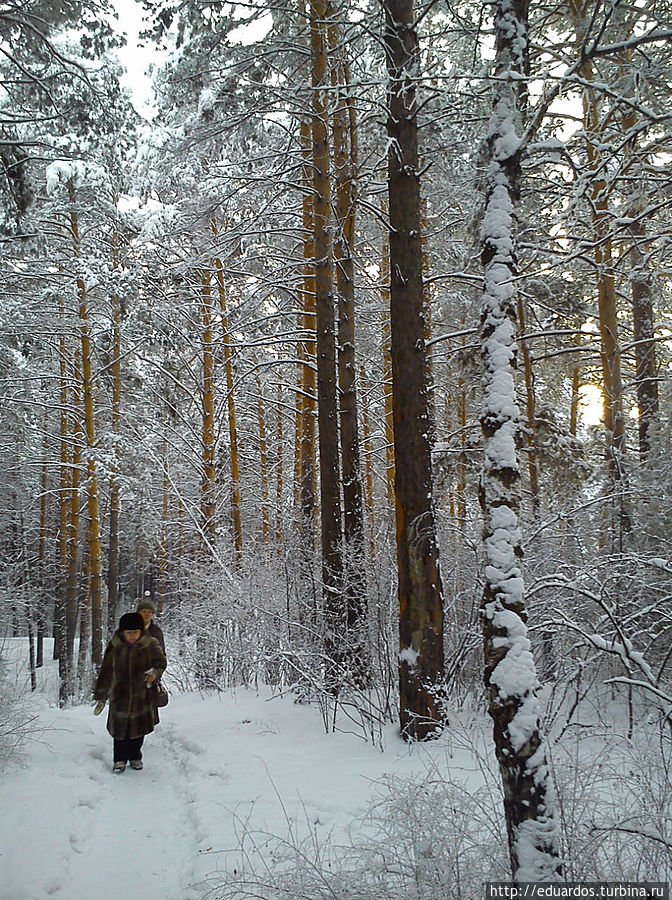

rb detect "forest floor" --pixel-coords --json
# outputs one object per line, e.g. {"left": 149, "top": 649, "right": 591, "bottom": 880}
{"left": 0, "top": 639, "right": 493, "bottom": 899}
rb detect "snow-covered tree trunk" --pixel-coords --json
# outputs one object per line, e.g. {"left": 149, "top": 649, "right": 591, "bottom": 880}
{"left": 479, "top": 0, "right": 561, "bottom": 880}
{"left": 384, "top": 0, "right": 444, "bottom": 740}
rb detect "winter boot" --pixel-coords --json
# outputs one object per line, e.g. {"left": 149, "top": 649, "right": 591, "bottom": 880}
{"left": 129, "top": 759, "right": 143, "bottom": 770}
{"left": 113, "top": 761, "right": 126, "bottom": 773}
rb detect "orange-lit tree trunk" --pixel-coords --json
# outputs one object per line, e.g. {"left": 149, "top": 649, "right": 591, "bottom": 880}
{"left": 68, "top": 181, "right": 103, "bottom": 669}
{"left": 107, "top": 228, "right": 122, "bottom": 637}
{"left": 297, "top": 116, "right": 318, "bottom": 550}
{"left": 384, "top": 0, "right": 444, "bottom": 739}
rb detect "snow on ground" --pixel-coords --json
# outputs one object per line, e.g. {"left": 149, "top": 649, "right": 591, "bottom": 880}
{"left": 0, "top": 641, "right": 489, "bottom": 899}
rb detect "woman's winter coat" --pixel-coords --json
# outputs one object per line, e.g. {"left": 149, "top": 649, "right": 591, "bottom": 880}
{"left": 94, "top": 632, "right": 167, "bottom": 739}
{"left": 147, "top": 620, "right": 166, "bottom": 654}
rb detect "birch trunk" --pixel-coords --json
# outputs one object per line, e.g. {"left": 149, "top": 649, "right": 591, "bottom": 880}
{"left": 479, "top": 0, "right": 560, "bottom": 879}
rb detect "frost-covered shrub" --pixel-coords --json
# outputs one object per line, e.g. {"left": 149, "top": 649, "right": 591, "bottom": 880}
{"left": 200, "top": 768, "right": 508, "bottom": 899}
{"left": 551, "top": 728, "right": 672, "bottom": 881}
{"left": 0, "top": 648, "right": 33, "bottom": 771}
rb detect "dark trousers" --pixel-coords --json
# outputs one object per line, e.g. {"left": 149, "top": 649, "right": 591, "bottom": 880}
{"left": 114, "top": 721, "right": 144, "bottom": 763}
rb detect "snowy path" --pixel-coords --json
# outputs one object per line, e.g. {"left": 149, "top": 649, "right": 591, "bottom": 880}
{"left": 0, "top": 659, "right": 487, "bottom": 900}
{"left": 0, "top": 703, "right": 204, "bottom": 900}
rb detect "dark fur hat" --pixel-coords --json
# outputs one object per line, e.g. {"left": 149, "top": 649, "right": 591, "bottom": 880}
{"left": 119, "top": 612, "right": 144, "bottom": 633}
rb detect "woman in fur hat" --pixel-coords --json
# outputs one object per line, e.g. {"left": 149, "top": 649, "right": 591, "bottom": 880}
{"left": 136, "top": 594, "right": 166, "bottom": 655}
{"left": 93, "top": 612, "right": 167, "bottom": 773}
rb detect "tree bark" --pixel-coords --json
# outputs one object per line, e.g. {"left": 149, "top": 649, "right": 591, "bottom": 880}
{"left": 213, "top": 246, "right": 244, "bottom": 556}
{"left": 569, "top": 0, "right": 628, "bottom": 515}
{"left": 199, "top": 270, "right": 217, "bottom": 545}
{"left": 298, "top": 116, "right": 318, "bottom": 549}
{"left": 255, "top": 359, "right": 270, "bottom": 545}
{"left": 629, "top": 212, "right": 658, "bottom": 458}
{"left": 381, "top": 228, "right": 395, "bottom": 510}
{"left": 331, "top": 20, "right": 367, "bottom": 669}
{"left": 276, "top": 379, "right": 284, "bottom": 551}
{"left": 479, "top": 0, "right": 560, "bottom": 879}
{"left": 68, "top": 183, "right": 103, "bottom": 669}
{"left": 311, "top": 0, "right": 343, "bottom": 660}
{"left": 359, "top": 366, "right": 377, "bottom": 558}
{"left": 107, "top": 228, "right": 122, "bottom": 638}
{"left": 384, "top": 0, "right": 444, "bottom": 740}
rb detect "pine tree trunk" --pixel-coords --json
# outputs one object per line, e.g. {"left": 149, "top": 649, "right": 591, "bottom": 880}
{"left": 569, "top": 1, "right": 628, "bottom": 521}
{"left": 199, "top": 271, "right": 217, "bottom": 545}
{"left": 311, "top": 0, "right": 343, "bottom": 662}
{"left": 629, "top": 213, "right": 658, "bottom": 458}
{"left": 384, "top": 0, "right": 444, "bottom": 740}
{"left": 160, "top": 433, "right": 169, "bottom": 615}
{"left": 213, "top": 247, "right": 244, "bottom": 556}
{"left": 55, "top": 302, "right": 71, "bottom": 665}
{"left": 107, "top": 229, "right": 122, "bottom": 638}
{"left": 381, "top": 230, "right": 395, "bottom": 509}
{"left": 276, "top": 379, "right": 284, "bottom": 551}
{"left": 516, "top": 294, "right": 540, "bottom": 519}
{"left": 255, "top": 360, "right": 270, "bottom": 545}
{"left": 359, "top": 366, "right": 377, "bottom": 558}
{"left": 298, "top": 117, "right": 318, "bottom": 549}
{"left": 331, "top": 25, "right": 367, "bottom": 670}
{"left": 479, "top": 0, "right": 561, "bottom": 879}
{"left": 619, "top": 97, "right": 658, "bottom": 459}
{"left": 62, "top": 353, "right": 83, "bottom": 703}
{"left": 37, "top": 420, "right": 48, "bottom": 667}
{"left": 68, "top": 182, "right": 103, "bottom": 669}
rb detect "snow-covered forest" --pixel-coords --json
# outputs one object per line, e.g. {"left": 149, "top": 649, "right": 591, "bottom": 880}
{"left": 1, "top": 0, "right": 671, "bottom": 893}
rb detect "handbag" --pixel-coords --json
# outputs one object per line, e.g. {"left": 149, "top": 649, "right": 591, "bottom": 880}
{"left": 150, "top": 680, "right": 169, "bottom": 707}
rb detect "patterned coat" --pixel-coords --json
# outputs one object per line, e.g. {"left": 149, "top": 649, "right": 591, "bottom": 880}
{"left": 94, "top": 632, "right": 167, "bottom": 740}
